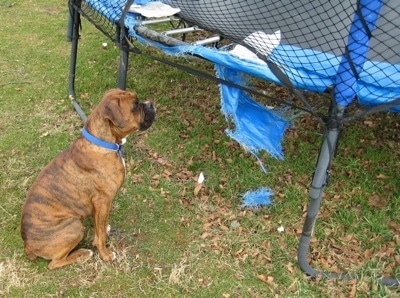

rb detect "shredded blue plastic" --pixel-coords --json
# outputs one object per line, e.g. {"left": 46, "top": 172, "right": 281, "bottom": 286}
{"left": 216, "top": 64, "right": 288, "bottom": 167}
{"left": 241, "top": 188, "right": 274, "bottom": 208}
{"left": 216, "top": 65, "right": 288, "bottom": 207}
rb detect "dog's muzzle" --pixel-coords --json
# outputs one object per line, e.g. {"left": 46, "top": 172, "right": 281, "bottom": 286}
{"left": 139, "top": 101, "right": 156, "bottom": 131}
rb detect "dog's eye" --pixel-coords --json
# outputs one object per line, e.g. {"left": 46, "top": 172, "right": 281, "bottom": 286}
{"left": 132, "top": 101, "right": 139, "bottom": 111}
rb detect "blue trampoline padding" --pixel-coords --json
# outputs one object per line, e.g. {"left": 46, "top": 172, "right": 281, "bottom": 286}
{"left": 85, "top": 0, "right": 400, "bottom": 112}
{"left": 334, "top": 0, "right": 383, "bottom": 106}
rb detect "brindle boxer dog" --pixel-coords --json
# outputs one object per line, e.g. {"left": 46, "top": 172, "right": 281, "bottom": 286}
{"left": 21, "top": 89, "right": 156, "bottom": 269}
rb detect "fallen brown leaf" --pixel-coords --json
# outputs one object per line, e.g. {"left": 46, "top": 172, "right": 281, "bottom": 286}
{"left": 194, "top": 183, "right": 202, "bottom": 196}
{"left": 368, "top": 195, "right": 387, "bottom": 208}
{"left": 376, "top": 173, "right": 390, "bottom": 179}
{"left": 257, "top": 274, "right": 274, "bottom": 285}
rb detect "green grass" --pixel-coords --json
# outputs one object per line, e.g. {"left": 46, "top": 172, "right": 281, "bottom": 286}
{"left": 1, "top": 0, "right": 400, "bottom": 297}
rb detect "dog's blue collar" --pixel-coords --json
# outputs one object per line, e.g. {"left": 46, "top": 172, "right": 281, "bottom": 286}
{"left": 82, "top": 128, "right": 124, "bottom": 154}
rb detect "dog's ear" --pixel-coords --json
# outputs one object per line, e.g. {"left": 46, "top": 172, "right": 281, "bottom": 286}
{"left": 102, "top": 90, "right": 126, "bottom": 128}
{"left": 103, "top": 100, "right": 125, "bottom": 128}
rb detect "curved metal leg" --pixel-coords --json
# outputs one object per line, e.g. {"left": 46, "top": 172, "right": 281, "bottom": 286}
{"left": 297, "top": 104, "right": 399, "bottom": 286}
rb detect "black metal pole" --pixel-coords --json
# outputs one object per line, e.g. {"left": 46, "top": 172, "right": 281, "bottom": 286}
{"left": 67, "top": 0, "right": 87, "bottom": 122}
{"left": 117, "top": 25, "right": 130, "bottom": 90}
{"left": 297, "top": 104, "right": 351, "bottom": 280}
{"left": 297, "top": 104, "right": 399, "bottom": 286}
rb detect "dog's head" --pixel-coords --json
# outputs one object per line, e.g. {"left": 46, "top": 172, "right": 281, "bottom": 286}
{"left": 94, "top": 89, "right": 156, "bottom": 140}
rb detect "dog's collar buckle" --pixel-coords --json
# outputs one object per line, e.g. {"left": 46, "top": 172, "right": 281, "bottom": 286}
{"left": 82, "top": 128, "right": 124, "bottom": 154}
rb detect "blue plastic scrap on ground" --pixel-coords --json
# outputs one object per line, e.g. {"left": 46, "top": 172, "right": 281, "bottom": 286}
{"left": 241, "top": 188, "right": 274, "bottom": 208}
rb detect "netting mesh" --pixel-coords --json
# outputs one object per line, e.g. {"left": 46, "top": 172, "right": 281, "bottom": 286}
{"left": 164, "top": 0, "right": 400, "bottom": 108}
{"left": 168, "top": 0, "right": 353, "bottom": 56}
{"left": 70, "top": 0, "right": 121, "bottom": 43}
{"left": 166, "top": 0, "right": 399, "bottom": 62}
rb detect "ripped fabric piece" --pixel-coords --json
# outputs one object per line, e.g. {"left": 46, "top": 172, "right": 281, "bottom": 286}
{"left": 216, "top": 64, "right": 288, "bottom": 169}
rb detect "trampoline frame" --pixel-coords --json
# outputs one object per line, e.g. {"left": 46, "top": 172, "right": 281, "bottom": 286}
{"left": 67, "top": 0, "right": 399, "bottom": 286}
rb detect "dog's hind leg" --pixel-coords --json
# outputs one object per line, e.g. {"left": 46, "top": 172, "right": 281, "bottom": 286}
{"left": 48, "top": 248, "right": 93, "bottom": 270}
{"left": 45, "top": 219, "right": 92, "bottom": 269}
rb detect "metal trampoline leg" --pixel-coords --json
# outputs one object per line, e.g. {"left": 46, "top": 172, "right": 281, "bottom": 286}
{"left": 67, "top": 0, "right": 87, "bottom": 122}
{"left": 297, "top": 105, "right": 400, "bottom": 286}
{"left": 117, "top": 26, "right": 130, "bottom": 90}
{"left": 297, "top": 108, "right": 351, "bottom": 280}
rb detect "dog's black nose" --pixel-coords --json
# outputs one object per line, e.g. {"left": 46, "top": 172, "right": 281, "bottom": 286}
{"left": 139, "top": 101, "right": 156, "bottom": 131}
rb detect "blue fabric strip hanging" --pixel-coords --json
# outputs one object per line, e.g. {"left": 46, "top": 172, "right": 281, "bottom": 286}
{"left": 216, "top": 64, "right": 288, "bottom": 165}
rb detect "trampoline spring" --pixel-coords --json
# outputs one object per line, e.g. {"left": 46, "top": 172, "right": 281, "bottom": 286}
{"left": 162, "top": 26, "right": 203, "bottom": 36}
{"left": 192, "top": 36, "right": 221, "bottom": 46}
{"left": 140, "top": 17, "right": 179, "bottom": 25}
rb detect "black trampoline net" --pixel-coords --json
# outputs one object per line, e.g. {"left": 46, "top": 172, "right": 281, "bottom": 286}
{"left": 163, "top": 0, "right": 400, "bottom": 109}
{"left": 166, "top": 0, "right": 400, "bottom": 63}
{"left": 70, "top": 0, "right": 119, "bottom": 43}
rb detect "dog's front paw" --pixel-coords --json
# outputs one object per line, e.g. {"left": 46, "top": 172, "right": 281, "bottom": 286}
{"left": 99, "top": 249, "right": 116, "bottom": 262}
